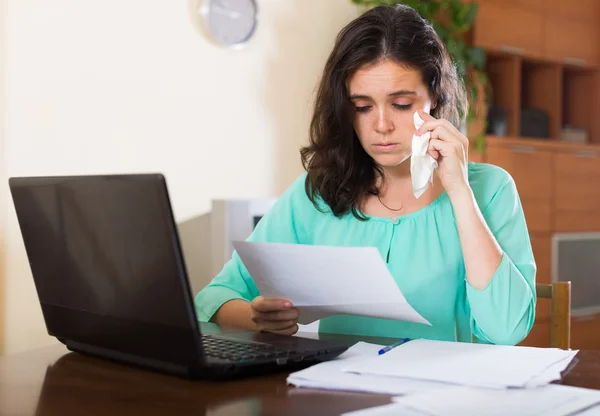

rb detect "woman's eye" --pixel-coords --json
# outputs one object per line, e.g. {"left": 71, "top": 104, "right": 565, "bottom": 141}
{"left": 393, "top": 104, "right": 412, "bottom": 111}
{"left": 355, "top": 106, "right": 372, "bottom": 113}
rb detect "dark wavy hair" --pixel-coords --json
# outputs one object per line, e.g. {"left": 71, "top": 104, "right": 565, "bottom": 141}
{"left": 300, "top": 4, "right": 467, "bottom": 220}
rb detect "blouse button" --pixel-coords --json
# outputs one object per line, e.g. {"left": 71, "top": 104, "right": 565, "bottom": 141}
{"left": 391, "top": 218, "right": 399, "bottom": 225}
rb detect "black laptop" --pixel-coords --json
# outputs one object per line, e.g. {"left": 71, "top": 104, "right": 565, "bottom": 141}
{"left": 8, "top": 173, "right": 348, "bottom": 379}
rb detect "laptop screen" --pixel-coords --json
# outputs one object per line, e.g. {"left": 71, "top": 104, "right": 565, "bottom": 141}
{"left": 10, "top": 175, "right": 201, "bottom": 364}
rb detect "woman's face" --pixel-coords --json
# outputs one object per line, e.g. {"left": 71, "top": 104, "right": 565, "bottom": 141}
{"left": 348, "top": 59, "right": 434, "bottom": 168}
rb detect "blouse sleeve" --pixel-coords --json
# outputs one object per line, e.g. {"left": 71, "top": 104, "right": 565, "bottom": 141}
{"left": 194, "top": 174, "right": 310, "bottom": 322}
{"left": 466, "top": 171, "right": 537, "bottom": 345}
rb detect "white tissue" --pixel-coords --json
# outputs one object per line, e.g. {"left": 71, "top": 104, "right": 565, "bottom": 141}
{"left": 411, "top": 111, "right": 437, "bottom": 199}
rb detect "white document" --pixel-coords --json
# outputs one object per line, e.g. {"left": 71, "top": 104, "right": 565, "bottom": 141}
{"left": 342, "top": 403, "right": 428, "bottom": 416}
{"left": 342, "top": 339, "right": 578, "bottom": 389}
{"left": 526, "top": 354, "right": 577, "bottom": 387}
{"left": 575, "top": 404, "right": 600, "bottom": 415}
{"left": 233, "top": 241, "right": 430, "bottom": 325}
{"left": 391, "top": 384, "right": 600, "bottom": 416}
{"left": 287, "top": 342, "right": 450, "bottom": 396}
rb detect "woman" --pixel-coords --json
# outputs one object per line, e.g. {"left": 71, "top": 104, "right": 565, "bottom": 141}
{"left": 195, "top": 5, "right": 536, "bottom": 345}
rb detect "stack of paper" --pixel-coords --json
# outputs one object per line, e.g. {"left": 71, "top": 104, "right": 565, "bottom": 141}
{"left": 287, "top": 342, "right": 450, "bottom": 396}
{"left": 341, "top": 339, "right": 578, "bottom": 389}
{"left": 288, "top": 338, "right": 589, "bottom": 415}
{"left": 342, "top": 385, "right": 600, "bottom": 416}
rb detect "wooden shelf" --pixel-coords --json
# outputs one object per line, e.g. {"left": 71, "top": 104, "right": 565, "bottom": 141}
{"left": 470, "top": 0, "right": 600, "bottom": 350}
{"left": 472, "top": 0, "right": 600, "bottom": 68}
{"left": 485, "top": 136, "right": 600, "bottom": 152}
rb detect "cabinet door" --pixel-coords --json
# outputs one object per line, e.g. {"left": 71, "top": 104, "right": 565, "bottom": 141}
{"left": 473, "top": 2, "right": 544, "bottom": 57}
{"left": 479, "top": 0, "right": 543, "bottom": 10}
{"left": 486, "top": 143, "right": 553, "bottom": 233}
{"left": 513, "top": 0, "right": 543, "bottom": 10}
{"left": 544, "top": 0, "right": 600, "bottom": 24}
{"left": 544, "top": 17, "right": 600, "bottom": 66}
{"left": 571, "top": 314, "right": 600, "bottom": 350}
{"left": 553, "top": 148, "right": 600, "bottom": 232}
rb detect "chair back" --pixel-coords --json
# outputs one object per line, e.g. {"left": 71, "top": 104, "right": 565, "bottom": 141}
{"left": 536, "top": 282, "right": 571, "bottom": 349}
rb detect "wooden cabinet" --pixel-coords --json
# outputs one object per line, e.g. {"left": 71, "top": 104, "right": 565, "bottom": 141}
{"left": 521, "top": 314, "right": 600, "bottom": 349}
{"left": 553, "top": 148, "right": 600, "bottom": 232}
{"left": 563, "top": 70, "right": 600, "bottom": 145}
{"left": 479, "top": 0, "right": 543, "bottom": 10}
{"left": 472, "top": 0, "right": 600, "bottom": 67}
{"left": 475, "top": 0, "right": 600, "bottom": 350}
{"left": 544, "top": 0, "right": 600, "bottom": 24}
{"left": 512, "top": 0, "right": 543, "bottom": 10}
{"left": 472, "top": 2, "right": 544, "bottom": 57}
{"left": 571, "top": 314, "right": 600, "bottom": 350}
{"left": 531, "top": 234, "right": 551, "bottom": 321}
{"left": 485, "top": 140, "right": 553, "bottom": 233}
{"left": 544, "top": 17, "right": 600, "bottom": 67}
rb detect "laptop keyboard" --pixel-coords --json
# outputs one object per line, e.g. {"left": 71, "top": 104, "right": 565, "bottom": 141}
{"left": 201, "top": 334, "right": 293, "bottom": 363}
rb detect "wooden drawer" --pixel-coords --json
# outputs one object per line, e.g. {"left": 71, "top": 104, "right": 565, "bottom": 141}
{"left": 472, "top": 2, "right": 544, "bottom": 57}
{"left": 487, "top": 144, "right": 552, "bottom": 199}
{"left": 554, "top": 148, "right": 600, "bottom": 176}
{"left": 571, "top": 314, "right": 600, "bottom": 350}
{"left": 554, "top": 179, "right": 600, "bottom": 212}
{"left": 521, "top": 201, "right": 552, "bottom": 234}
{"left": 554, "top": 212, "right": 600, "bottom": 232}
{"left": 553, "top": 149, "right": 600, "bottom": 232}
{"left": 544, "top": 17, "right": 600, "bottom": 66}
{"left": 486, "top": 144, "right": 553, "bottom": 232}
{"left": 544, "top": 0, "right": 600, "bottom": 24}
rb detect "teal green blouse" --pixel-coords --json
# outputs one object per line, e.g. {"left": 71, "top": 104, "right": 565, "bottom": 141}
{"left": 194, "top": 162, "right": 536, "bottom": 345}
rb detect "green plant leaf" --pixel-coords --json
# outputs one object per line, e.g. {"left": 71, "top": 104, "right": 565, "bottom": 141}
{"left": 463, "top": 3, "right": 479, "bottom": 27}
{"left": 467, "top": 47, "right": 486, "bottom": 71}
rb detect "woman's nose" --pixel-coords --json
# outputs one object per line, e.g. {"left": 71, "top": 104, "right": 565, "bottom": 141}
{"left": 374, "top": 109, "right": 394, "bottom": 134}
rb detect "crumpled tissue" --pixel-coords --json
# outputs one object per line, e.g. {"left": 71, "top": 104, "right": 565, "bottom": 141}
{"left": 410, "top": 111, "right": 437, "bottom": 199}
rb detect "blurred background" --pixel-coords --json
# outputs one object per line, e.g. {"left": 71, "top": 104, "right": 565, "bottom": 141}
{"left": 0, "top": 0, "right": 598, "bottom": 355}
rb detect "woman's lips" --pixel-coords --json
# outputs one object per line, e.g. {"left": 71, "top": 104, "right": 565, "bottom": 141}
{"left": 373, "top": 143, "right": 400, "bottom": 152}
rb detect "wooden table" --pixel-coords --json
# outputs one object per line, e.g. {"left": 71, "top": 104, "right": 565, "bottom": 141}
{"left": 1, "top": 331, "right": 599, "bottom": 416}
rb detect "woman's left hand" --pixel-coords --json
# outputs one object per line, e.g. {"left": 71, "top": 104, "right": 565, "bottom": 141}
{"left": 415, "top": 110, "right": 470, "bottom": 197}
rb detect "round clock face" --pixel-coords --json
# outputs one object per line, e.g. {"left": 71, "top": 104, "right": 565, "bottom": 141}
{"left": 202, "top": 0, "right": 258, "bottom": 47}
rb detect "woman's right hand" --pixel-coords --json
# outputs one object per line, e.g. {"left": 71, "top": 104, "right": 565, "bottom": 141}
{"left": 250, "top": 296, "right": 300, "bottom": 335}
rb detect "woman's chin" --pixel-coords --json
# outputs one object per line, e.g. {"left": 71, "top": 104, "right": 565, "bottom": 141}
{"left": 372, "top": 153, "right": 412, "bottom": 168}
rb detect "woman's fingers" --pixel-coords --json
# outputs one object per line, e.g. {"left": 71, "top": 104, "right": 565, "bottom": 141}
{"left": 416, "top": 113, "right": 469, "bottom": 153}
{"left": 269, "top": 324, "right": 299, "bottom": 336}
{"left": 261, "top": 319, "right": 299, "bottom": 331}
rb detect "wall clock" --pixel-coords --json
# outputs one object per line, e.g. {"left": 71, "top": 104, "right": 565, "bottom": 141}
{"left": 198, "top": 0, "right": 258, "bottom": 48}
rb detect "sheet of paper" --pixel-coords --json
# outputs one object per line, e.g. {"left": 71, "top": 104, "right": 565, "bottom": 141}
{"left": 342, "top": 403, "right": 428, "bottom": 416}
{"left": 526, "top": 354, "right": 577, "bottom": 387}
{"left": 342, "top": 339, "right": 578, "bottom": 389}
{"left": 287, "top": 342, "right": 451, "bottom": 396}
{"left": 391, "top": 384, "right": 600, "bottom": 416}
{"left": 233, "top": 241, "right": 430, "bottom": 325}
{"left": 574, "top": 404, "right": 600, "bottom": 415}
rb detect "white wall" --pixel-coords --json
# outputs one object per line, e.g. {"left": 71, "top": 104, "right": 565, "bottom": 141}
{"left": 0, "top": 0, "right": 359, "bottom": 354}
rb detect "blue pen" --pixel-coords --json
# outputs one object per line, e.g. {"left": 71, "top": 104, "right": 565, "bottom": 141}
{"left": 378, "top": 338, "right": 411, "bottom": 355}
